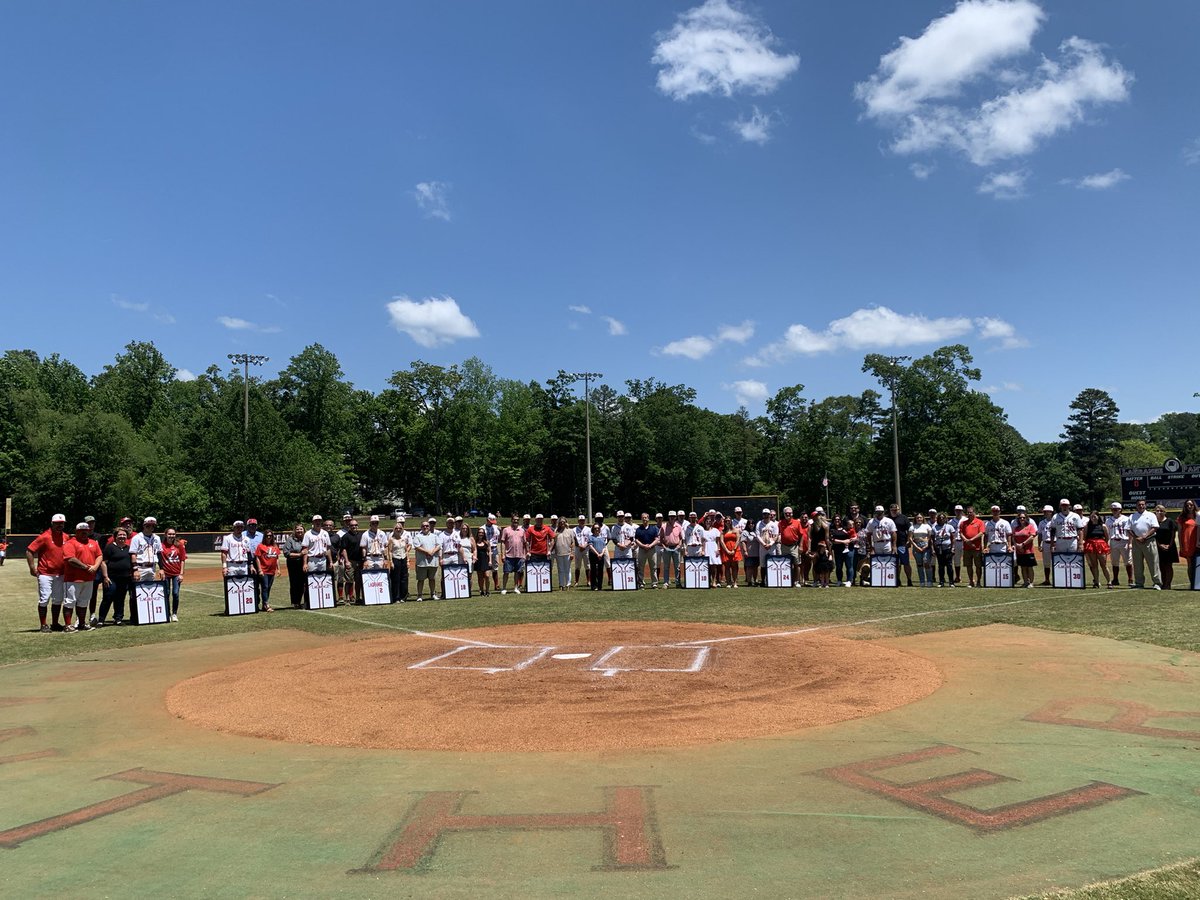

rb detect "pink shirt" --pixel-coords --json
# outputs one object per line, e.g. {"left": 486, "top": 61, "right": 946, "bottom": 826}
{"left": 501, "top": 526, "right": 526, "bottom": 559}
{"left": 659, "top": 522, "right": 683, "bottom": 548}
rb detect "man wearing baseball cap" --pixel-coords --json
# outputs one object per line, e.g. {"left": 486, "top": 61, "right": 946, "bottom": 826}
{"left": 484, "top": 513, "right": 502, "bottom": 594}
{"left": 1051, "top": 499, "right": 1084, "bottom": 556}
{"left": 499, "top": 513, "right": 526, "bottom": 595}
{"left": 659, "top": 511, "right": 683, "bottom": 588}
{"left": 950, "top": 505, "right": 966, "bottom": 585}
{"left": 1037, "top": 505, "right": 1055, "bottom": 585}
{"left": 572, "top": 514, "right": 589, "bottom": 588}
{"left": 62, "top": 522, "right": 103, "bottom": 632}
{"left": 220, "top": 520, "right": 253, "bottom": 581}
{"left": 1105, "top": 501, "right": 1132, "bottom": 587}
{"left": 26, "top": 514, "right": 68, "bottom": 632}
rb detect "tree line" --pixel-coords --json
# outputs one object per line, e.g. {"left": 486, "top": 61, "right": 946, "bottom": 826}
{"left": 1, "top": 342, "right": 1194, "bottom": 532}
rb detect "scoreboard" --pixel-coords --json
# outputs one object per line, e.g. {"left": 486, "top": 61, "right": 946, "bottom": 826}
{"left": 1121, "top": 459, "right": 1200, "bottom": 508}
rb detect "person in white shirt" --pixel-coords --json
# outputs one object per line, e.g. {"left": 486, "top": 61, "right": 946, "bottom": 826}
{"left": 1105, "top": 502, "right": 1133, "bottom": 587}
{"left": 703, "top": 514, "right": 723, "bottom": 588}
{"left": 129, "top": 517, "right": 163, "bottom": 583}
{"left": 1128, "top": 499, "right": 1162, "bottom": 589}
{"left": 485, "top": 513, "right": 503, "bottom": 593}
{"left": 950, "top": 504, "right": 966, "bottom": 585}
{"left": 730, "top": 506, "right": 748, "bottom": 533}
{"left": 755, "top": 509, "right": 778, "bottom": 586}
{"left": 220, "top": 521, "right": 253, "bottom": 578}
{"left": 865, "top": 506, "right": 897, "bottom": 557}
{"left": 985, "top": 506, "right": 1013, "bottom": 553}
{"left": 438, "top": 517, "right": 462, "bottom": 589}
{"left": 360, "top": 516, "right": 389, "bottom": 573}
{"left": 412, "top": 519, "right": 442, "bottom": 600}
{"left": 388, "top": 519, "right": 412, "bottom": 602}
{"left": 572, "top": 514, "right": 590, "bottom": 587}
{"left": 1036, "top": 505, "right": 1055, "bottom": 585}
{"left": 301, "top": 516, "right": 332, "bottom": 572}
{"left": 1051, "top": 499, "right": 1084, "bottom": 554}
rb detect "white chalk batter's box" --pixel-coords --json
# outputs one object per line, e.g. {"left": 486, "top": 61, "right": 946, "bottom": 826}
{"left": 409, "top": 643, "right": 713, "bottom": 677}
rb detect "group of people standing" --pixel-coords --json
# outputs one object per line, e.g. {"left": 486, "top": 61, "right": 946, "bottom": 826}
{"left": 24, "top": 496, "right": 1197, "bottom": 630}
{"left": 24, "top": 515, "right": 188, "bottom": 632}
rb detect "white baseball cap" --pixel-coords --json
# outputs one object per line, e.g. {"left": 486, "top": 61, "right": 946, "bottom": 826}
{"left": 954, "top": 504, "right": 963, "bottom": 511}
{"left": 487, "top": 512, "right": 497, "bottom": 521}
{"left": 1073, "top": 504, "right": 1083, "bottom": 510}
{"left": 1111, "top": 502, "right": 1122, "bottom": 509}
{"left": 312, "top": 514, "right": 323, "bottom": 521}
{"left": 143, "top": 516, "right": 157, "bottom": 525}
{"left": 875, "top": 505, "right": 885, "bottom": 512}
{"left": 1059, "top": 499, "right": 1071, "bottom": 505}
{"left": 370, "top": 515, "right": 380, "bottom": 522}
{"left": 536, "top": 513, "right": 544, "bottom": 519}
{"left": 1016, "top": 505, "right": 1026, "bottom": 512}
{"left": 51, "top": 513, "right": 66, "bottom": 523}
{"left": 1043, "top": 504, "right": 1054, "bottom": 512}
{"left": 762, "top": 508, "right": 772, "bottom": 514}
{"left": 990, "top": 505, "right": 1000, "bottom": 511}
{"left": 74, "top": 522, "right": 89, "bottom": 531}
{"left": 615, "top": 510, "right": 624, "bottom": 517}
{"left": 578, "top": 514, "right": 586, "bottom": 520}
{"left": 734, "top": 506, "right": 743, "bottom": 512}
{"left": 813, "top": 506, "right": 824, "bottom": 514}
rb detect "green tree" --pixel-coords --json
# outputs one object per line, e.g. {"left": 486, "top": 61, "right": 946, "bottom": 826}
{"left": 1062, "top": 388, "right": 1121, "bottom": 509}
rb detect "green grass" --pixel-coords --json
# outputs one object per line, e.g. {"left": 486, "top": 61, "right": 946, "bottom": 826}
{"left": 1022, "top": 859, "right": 1200, "bottom": 899}
{"left": 6, "top": 558, "right": 1200, "bottom": 899}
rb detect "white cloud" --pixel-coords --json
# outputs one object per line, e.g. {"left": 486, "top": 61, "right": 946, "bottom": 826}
{"left": 975, "top": 316, "right": 1030, "bottom": 349}
{"left": 858, "top": 3, "right": 1132, "bottom": 168}
{"left": 978, "top": 169, "right": 1028, "bottom": 198}
{"left": 111, "top": 295, "right": 149, "bottom": 312}
{"left": 661, "top": 320, "right": 755, "bottom": 359}
{"left": 729, "top": 107, "right": 773, "bottom": 144}
{"left": 414, "top": 181, "right": 451, "bottom": 221}
{"left": 910, "top": 162, "right": 936, "bottom": 180}
{"left": 717, "top": 320, "right": 755, "bottom": 343}
{"left": 750, "top": 306, "right": 1023, "bottom": 364}
{"left": 652, "top": 0, "right": 799, "bottom": 101}
{"left": 725, "top": 379, "right": 769, "bottom": 407}
{"left": 154, "top": 312, "right": 176, "bottom": 325}
{"left": 1184, "top": 138, "right": 1200, "bottom": 165}
{"left": 386, "top": 295, "right": 480, "bottom": 348}
{"left": 1065, "top": 167, "right": 1129, "bottom": 190}
{"left": 855, "top": 0, "right": 1044, "bottom": 118}
{"left": 602, "top": 316, "right": 627, "bottom": 336}
{"left": 568, "top": 304, "right": 592, "bottom": 314}
{"left": 175, "top": 368, "right": 197, "bottom": 382}
{"left": 662, "top": 335, "right": 716, "bottom": 360}
{"left": 217, "top": 316, "right": 281, "bottom": 333}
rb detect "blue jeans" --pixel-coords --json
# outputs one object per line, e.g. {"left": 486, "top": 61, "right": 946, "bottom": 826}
{"left": 838, "top": 549, "right": 857, "bottom": 583}
{"left": 913, "top": 548, "right": 932, "bottom": 585}
{"left": 165, "top": 575, "right": 181, "bottom": 614}
{"left": 259, "top": 574, "right": 274, "bottom": 609}
{"left": 660, "top": 548, "right": 681, "bottom": 584}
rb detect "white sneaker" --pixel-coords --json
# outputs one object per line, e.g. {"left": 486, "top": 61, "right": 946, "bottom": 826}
{"left": 170, "top": 614, "right": 178, "bottom": 622}
{"left": 513, "top": 587, "right": 520, "bottom": 594}
{"left": 432, "top": 594, "right": 440, "bottom": 600}
{"left": 843, "top": 581, "right": 851, "bottom": 587}
{"left": 1152, "top": 585, "right": 1162, "bottom": 591}
{"left": 501, "top": 589, "right": 508, "bottom": 595}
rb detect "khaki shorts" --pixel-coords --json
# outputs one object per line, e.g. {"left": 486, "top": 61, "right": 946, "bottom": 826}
{"left": 1109, "top": 542, "right": 1130, "bottom": 566}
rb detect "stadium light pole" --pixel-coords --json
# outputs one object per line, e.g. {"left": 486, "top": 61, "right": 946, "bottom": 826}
{"left": 880, "top": 356, "right": 911, "bottom": 511}
{"left": 567, "top": 371, "right": 603, "bottom": 521}
{"left": 227, "top": 353, "right": 269, "bottom": 438}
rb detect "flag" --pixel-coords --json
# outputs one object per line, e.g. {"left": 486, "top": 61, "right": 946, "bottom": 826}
{"left": 822, "top": 475, "right": 829, "bottom": 487}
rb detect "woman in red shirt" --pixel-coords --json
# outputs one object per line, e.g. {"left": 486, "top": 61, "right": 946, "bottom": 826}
{"left": 1179, "top": 500, "right": 1197, "bottom": 590}
{"left": 160, "top": 528, "right": 188, "bottom": 622}
{"left": 254, "top": 530, "right": 280, "bottom": 612}
{"left": 721, "top": 518, "right": 743, "bottom": 588}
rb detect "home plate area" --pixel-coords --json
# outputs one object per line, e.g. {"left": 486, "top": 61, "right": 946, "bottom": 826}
{"left": 166, "top": 621, "right": 942, "bottom": 752}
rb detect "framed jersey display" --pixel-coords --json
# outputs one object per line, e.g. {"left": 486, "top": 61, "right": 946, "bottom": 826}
{"left": 1052, "top": 552, "right": 1085, "bottom": 589}
{"left": 443, "top": 563, "right": 471, "bottom": 599}
{"left": 983, "top": 552, "right": 1015, "bottom": 588}
{"left": 224, "top": 575, "right": 256, "bottom": 616}
{"left": 611, "top": 557, "right": 637, "bottom": 591}
{"left": 766, "top": 555, "right": 792, "bottom": 588}
{"left": 525, "top": 558, "right": 552, "bottom": 593}
{"left": 683, "top": 556, "right": 709, "bottom": 589}
{"left": 362, "top": 567, "right": 390, "bottom": 605}
{"left": 870, "top": 554, "right": 899, "bottom": 588}
{"left": 134, "top": 580, "right": 169, "bottom": 624}
{"left": 307, "top": 573, "right": 335, "bottom": 609}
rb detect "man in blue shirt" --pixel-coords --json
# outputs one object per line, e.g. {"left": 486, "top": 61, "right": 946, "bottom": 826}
{"left": 635, "top": 512, "right": 660, "bottom": 589}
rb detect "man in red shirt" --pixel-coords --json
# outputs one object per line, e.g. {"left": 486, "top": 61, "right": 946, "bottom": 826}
{"left": 525, "top": 514, "right": 554, "bottom": 564}
{"left": 958, "top": 506, "right": 987, "bottom": 588}
{"left": 62, "top": 522, "right": 104, "bottom": 632}
{"left": 778, "top": 507, "right": 805, "bottom": 587}
{"left": 26, "top": 513, "right": 68, "bottom": 632}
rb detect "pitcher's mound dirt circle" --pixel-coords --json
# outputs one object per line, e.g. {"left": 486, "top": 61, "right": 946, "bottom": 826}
{"left": 167, "top": 621, "right": 942, "bottom": 752}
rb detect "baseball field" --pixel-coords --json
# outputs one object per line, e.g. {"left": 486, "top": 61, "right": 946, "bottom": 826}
{"left": 2, "top": 555, "right": 1200, "bottom": 899}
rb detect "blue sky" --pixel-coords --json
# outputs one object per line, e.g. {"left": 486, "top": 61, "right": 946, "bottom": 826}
{"left": 2, "top": 0, "right": 1197, "bottom": 441}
